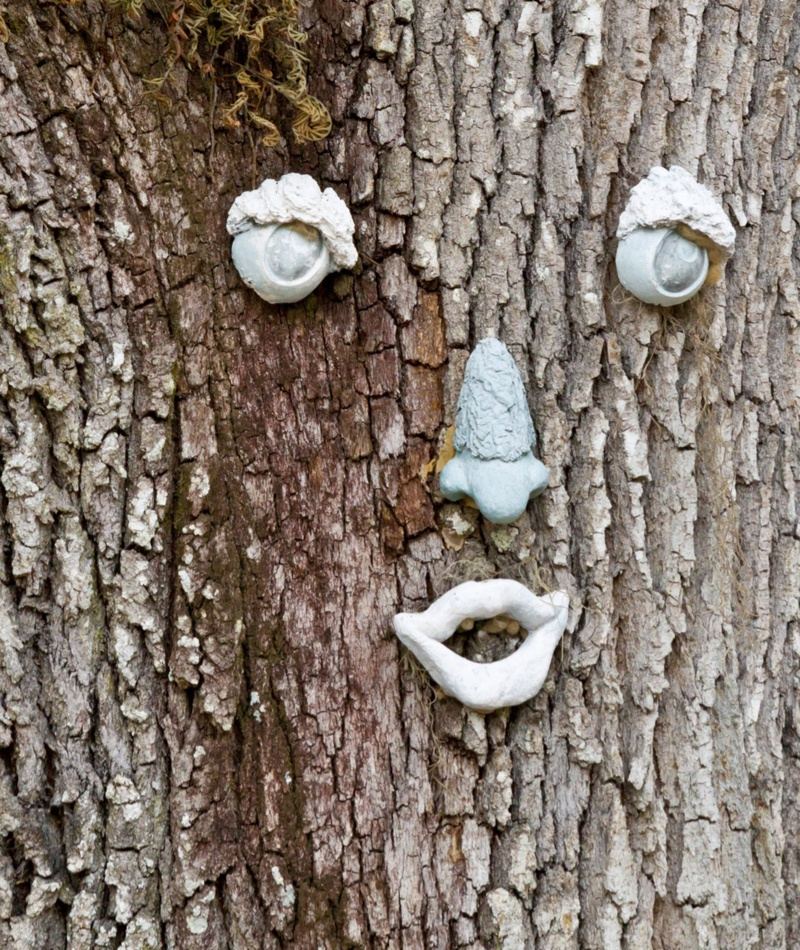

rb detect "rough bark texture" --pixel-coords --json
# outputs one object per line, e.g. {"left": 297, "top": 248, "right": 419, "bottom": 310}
{"left": 0, "top": 1, "right": 799, "bottom": 948}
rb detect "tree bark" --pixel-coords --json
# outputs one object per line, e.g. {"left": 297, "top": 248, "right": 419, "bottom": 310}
{"left": 0, "top": 1, "right": 799, "bottom": 948}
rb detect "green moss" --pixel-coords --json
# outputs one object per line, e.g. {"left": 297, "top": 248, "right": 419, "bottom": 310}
{"left": 0, "top": 0, "right": 331, "bottom": 146}
{"left": 0, "top": 244, "right": 14, "bottom": 296}
{"left": 0, "top": 226, "right": 20, "bottom": 325}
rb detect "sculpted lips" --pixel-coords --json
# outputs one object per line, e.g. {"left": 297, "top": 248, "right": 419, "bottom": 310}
{"left": 393, "top": 579, "right": 569, "bottom": 714}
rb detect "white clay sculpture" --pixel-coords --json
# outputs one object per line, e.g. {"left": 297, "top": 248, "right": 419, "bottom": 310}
{"left": 616, "top": 166, "right": 735, "bottom": 306}
{"left": 440, "top": 338, "right": 548, "bottom": 523}
{"left": 227, "top": 173, "right": 357, "bottom": 304}
{"left": 394, "top": 579, "right": 569, "bottom": 713}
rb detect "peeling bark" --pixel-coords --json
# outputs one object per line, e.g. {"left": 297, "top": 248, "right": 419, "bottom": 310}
{"left": 0, "top": 1, "right": 799, "bottom": 948}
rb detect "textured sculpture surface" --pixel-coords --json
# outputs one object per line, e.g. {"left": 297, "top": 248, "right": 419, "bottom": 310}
{"left": 616, "top": 165, "right": 735, "bottom": 254}
{"left": 227, "top": 173, "right": 357, "bottom": 303}
{"left": 615, "top": 165, "right": 735, "bottom": 307}
{"left": 394, "top": 580, "right": 569, "bottom": 713}
{"left": 440, "top": 338, "right": 548, "bottom": 523}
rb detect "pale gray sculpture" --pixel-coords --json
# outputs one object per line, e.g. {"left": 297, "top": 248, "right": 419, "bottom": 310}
{"left": 616, "top": 166, "right": 735, "bottom": 306}
{"left": 616, "top": 227, "right": 709, "bottom": 305}
{"left": 394, "top": 579, "right": 569, "bottom": 713}
{"left": 440, "top": 339, "right": 548, "bottom": 523}
{"left": 227, "top": 173, "right": 357, "bottom": 304}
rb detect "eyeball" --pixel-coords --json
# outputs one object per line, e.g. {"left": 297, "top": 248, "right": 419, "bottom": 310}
{"left": 616, "top": 227, "right": 709, "bottom": 306}
{"left": 653, "top": 230, "right": 707, "bottom": 292}
{"left": 265, "top": 222, "right": 326, "bottom": 282}
{"left": 231, "top": 221, "right": 332, "bottom": 304}
{"left": 614, "top": 166, "right": 735, "bottom": 306}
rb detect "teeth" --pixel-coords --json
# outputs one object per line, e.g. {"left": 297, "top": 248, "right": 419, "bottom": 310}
{"left": 394, "top": 579, "right": 569, "bottom": 713}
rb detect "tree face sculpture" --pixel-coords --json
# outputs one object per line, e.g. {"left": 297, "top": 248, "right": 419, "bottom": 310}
{"left": 614, "top": 165, "right": 736, "bottom": 306}
{"left": 1, "top": 5, "right": 798, "bottom": 949}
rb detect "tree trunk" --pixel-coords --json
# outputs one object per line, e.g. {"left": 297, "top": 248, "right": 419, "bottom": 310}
{"left": 1, "top": 1, "right": 798, "bottom": 948}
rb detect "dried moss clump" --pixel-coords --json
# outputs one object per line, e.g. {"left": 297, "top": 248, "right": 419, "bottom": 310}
{"left": 0, "top": 0, "right": 332, "bottom": 146}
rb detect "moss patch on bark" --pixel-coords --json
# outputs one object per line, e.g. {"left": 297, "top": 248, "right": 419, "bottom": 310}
{"left": 0, "top": 0, "right": 331, "bottom": 146}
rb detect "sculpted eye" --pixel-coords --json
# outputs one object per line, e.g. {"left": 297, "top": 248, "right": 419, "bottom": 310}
{"left": 614, "top": 166, "right": 735, "bottom": 307}
{"left": 653, "top": 230, "right": 707, "bottom": 293}
{"left": 227, "top": 173, "right": 357, "bottom": 304}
